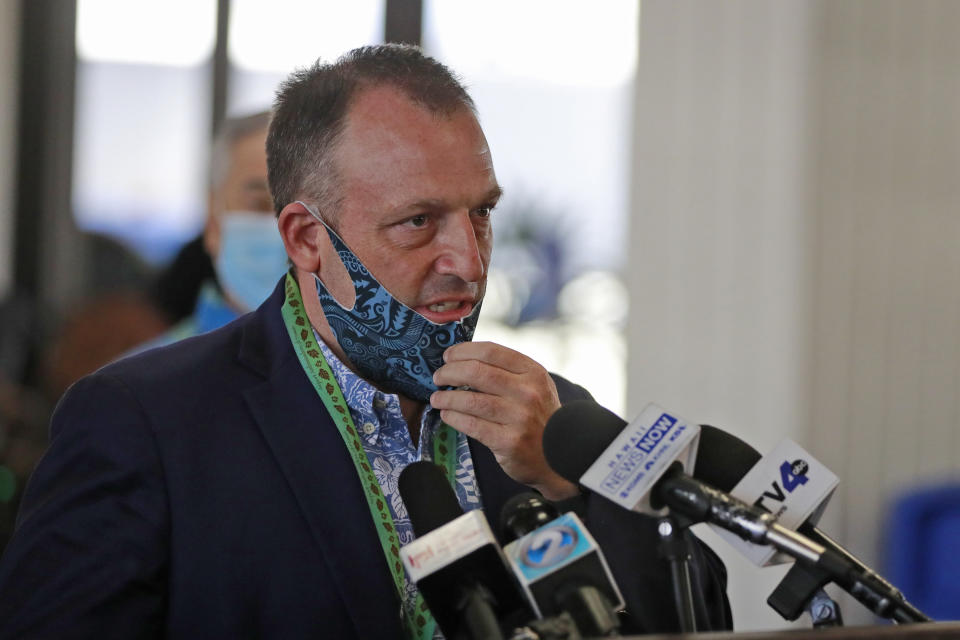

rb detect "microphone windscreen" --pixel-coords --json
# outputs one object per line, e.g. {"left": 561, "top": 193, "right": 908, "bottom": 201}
{"left": 399, "top": 461, "right": 463, "bottom": 537}
{"left": 692, "top": 425, "right": 762, "bottom": 492}
{"left": 499, "top": 492, "right": 560, "bottom": 543}
{"left": 543, "top": 400, "right": 626, "bottom": 484}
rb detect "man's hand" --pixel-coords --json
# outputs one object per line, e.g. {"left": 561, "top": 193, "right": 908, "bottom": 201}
{"left": 430, "top": 341, "right": 579, "bottom": 501}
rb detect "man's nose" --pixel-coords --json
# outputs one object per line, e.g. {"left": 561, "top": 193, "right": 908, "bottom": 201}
{"left": 434, "top": 212, "right": 485, "bottom": 283}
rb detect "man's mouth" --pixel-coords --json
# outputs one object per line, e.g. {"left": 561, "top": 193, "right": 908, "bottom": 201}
{"left": 427, "top": 301, "right": 464, "bottom": 313}
{"left": 418, "top": 299, "right": 474, "bottom": 323}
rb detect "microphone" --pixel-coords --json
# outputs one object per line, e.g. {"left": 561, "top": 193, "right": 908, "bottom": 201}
{"left": 693, "top": 425, "right": 928, "bottom": 624}
{"left": 695, "top": 427, "right": 839, "bottom": 566}
{"left": 398, "top": 461, "right": 531, "bottom": 640}
{"left": 695, "top": 424, "right": 844, "bottom": 625}
{"left": 543, "top": 401, "right": 931, "bottom": 624}
{"left": 542, "top": 401, "right": 816, "bottom": 556}
{"left": 500, "top": 493, "right": 561, "bottom": 544}
{"left": 499, "top": 492, "right": 624, "bottom": 637}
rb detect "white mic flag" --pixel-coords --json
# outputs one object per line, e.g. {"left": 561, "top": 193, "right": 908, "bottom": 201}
{"left": 713, "top": 438, "right": 838, "bottom": 566}
{"left": 578, "top": 403, "right": 701, "bottom": 514}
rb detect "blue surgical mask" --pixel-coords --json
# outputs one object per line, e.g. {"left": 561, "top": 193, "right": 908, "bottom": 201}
{"left": 214, "top": 212, "right": 289, "bottom": 312}
{"left": 297, "top": 201, "right": 482, "bottom": 403}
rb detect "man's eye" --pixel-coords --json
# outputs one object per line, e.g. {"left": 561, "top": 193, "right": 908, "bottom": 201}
{"left": 474, "top": 206, "right": 493, "bottom": 219}
{"left": 406, "top": 214, "right": 428, "bottom": 227}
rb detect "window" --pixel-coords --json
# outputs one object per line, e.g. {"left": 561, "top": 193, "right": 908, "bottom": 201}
{"left": 228, "top": 0, "right": 385, "bottom": 115}
{"left": 73, "top": 0, "right": 217, "bottom": 262}
{"left": 423, "top": 0, "right": 638, "bottom": 413}
{"left": 73, "top": 0, "right": 385, "bottom": 263}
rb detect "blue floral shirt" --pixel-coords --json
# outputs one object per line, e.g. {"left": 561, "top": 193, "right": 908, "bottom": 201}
{"left": 316, "top": 338, "right": 483, "bottom": 636}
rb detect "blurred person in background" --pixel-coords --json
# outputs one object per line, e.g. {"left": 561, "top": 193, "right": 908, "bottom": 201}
{"left": 1, "top": 234, "right": 166, "bottom": 552}
{"left": 0, "top": 113, "right": 281, "bottom": 549}
{"left": 148, "top": 234, "right": 215, "bottom": 327}
{"left": 140, "top": 110, "right": 286, "bottom": 349}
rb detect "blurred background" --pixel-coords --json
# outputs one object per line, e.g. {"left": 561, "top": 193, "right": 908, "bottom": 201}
{"left": 1, "top": 0, "right": 959, "bottom": 632}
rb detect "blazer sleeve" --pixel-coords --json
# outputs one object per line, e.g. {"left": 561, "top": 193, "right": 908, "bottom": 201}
{"left": 0, "top": 372, "right": 168, "bottom": 640}
{"left": 550, "top": 373, "right": 594, "bottom": 405}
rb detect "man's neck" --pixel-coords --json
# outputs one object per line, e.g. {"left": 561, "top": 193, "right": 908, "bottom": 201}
{"left": 297, "top": 269, "right": 428, "bottom": 446}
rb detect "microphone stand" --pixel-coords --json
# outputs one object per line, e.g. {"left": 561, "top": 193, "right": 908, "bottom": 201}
{"left": 656, "top": 470, "right": 932, "bottom": 624}
{"left": 657, "top": 514, "right": 697, "bottom": 633}
{"left": 807, "top": 589, "right": 844, "bottom": 627}
{"left": 768, "top": 561, "right": 844, "bottom": 627}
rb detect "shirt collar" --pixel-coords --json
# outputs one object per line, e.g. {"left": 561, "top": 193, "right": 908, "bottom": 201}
{"left": 315, "top": 337, "right": 382, "bottom": 413}
{"left": 314, "top": 335, "right": 441, "bottom": 446}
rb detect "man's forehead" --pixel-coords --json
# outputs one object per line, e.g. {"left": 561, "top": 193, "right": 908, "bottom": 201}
{"left": 343, "top": 85, "right": 488, "bottom": 152}
{"left": 326, "top": 87, "right": 494, "bottom": 198}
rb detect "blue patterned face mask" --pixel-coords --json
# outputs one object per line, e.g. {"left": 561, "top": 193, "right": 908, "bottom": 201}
{"left": 298, "top": 201, "right": 482, "bottom": 403}
{"left": 215, "top": 212, "right": 290, "bottom": 312}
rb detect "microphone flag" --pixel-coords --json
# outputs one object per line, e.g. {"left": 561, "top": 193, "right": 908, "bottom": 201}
{"left": 713, "top": 439, "right": 838, "bottom": 566}
{"left": 578, "top": 403, "right": 701, "bottom": 514}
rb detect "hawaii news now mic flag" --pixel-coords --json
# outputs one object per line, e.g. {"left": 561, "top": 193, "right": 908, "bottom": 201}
{"left": 578, "top": 404, "right": 701, "bottom": 514}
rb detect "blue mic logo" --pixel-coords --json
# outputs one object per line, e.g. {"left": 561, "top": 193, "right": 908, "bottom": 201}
{"left": 783, "top": 459, "right": 810, "bottom": 491}
{"left": 520, "top": 524, "right": 579, "bottom": 569}
{"left": 754, "top": 458, "right": 811, "bottom": 515}
{"left": 635, "top": 413, "right": 677, "bottom": 453}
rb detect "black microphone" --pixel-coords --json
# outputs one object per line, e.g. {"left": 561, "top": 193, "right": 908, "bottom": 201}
{"left": 397, "top": 461, "right": 531, "bottom": 640}
{"left": 498, "top": 492, "right": 623, "bottom": 637}
{"left": 499, "top": 493, "right": 561, "bottom": 545}
{"left": 542, "top": 401, "right": 931, "bottom": 624}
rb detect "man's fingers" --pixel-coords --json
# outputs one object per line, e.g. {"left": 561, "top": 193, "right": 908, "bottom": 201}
{"left": 432, "top": 340, "right": 569, "bottom": 498}
{"left": 431, "top": 388, "right": 518, "bottom": 425}
{"left": 432, "top": 358, "right": 517, "bottom": 394}
{"left": 436, "top": 408, "right": 504, "bottom": 448}
{"left": 442, "top": 341, "right": 532, "bottom": 374}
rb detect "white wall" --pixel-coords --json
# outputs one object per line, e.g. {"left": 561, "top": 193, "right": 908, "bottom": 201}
{"left": 806, "top": 0, "right": 960, "bottom": 626}
{"left": 629, "top": 2, "right": 813, "bottom": 627}
{"left": 0, "top": 0, "right": 19, "bottom": 298}
{"left": 629, "top": 0, "right": 960, "bottom": 630}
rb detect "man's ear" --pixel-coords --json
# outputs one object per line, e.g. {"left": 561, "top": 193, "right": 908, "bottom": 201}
{"left": 278, "top": 201, "right": 323, "bottom": 273}
{"left": 279, "top": 201, "right": 355, "bottom": 307}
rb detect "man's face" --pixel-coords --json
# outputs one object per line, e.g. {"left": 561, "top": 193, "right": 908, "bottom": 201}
{"left": 204, "top": 126, "right": 272, "bottom": 258}
{"left": 323, "top": 86, "right": 501, "bottom": 325}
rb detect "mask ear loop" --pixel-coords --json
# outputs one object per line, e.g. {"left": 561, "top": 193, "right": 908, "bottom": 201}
{"left": 296, "top": 200, "right": 358, "bottom": 311}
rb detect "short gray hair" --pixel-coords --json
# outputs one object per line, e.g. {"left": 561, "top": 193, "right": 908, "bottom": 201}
{"left": 209, "top": 110, "right": 272, "bottom": 189}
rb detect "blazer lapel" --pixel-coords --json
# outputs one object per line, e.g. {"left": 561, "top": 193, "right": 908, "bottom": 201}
{"left": 239, "top": 283, "right": 404, "bottom": 639}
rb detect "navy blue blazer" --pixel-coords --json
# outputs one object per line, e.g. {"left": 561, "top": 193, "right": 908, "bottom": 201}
{"left": 0, "top": 280, "right": 730, "bottom": 638}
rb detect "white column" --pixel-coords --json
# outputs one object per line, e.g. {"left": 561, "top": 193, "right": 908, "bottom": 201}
{"left": 629, "top": 0, "right": 814, "bottom": 630}
{"left": 630, "top": 0, "right": 960, "bottom": 629}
